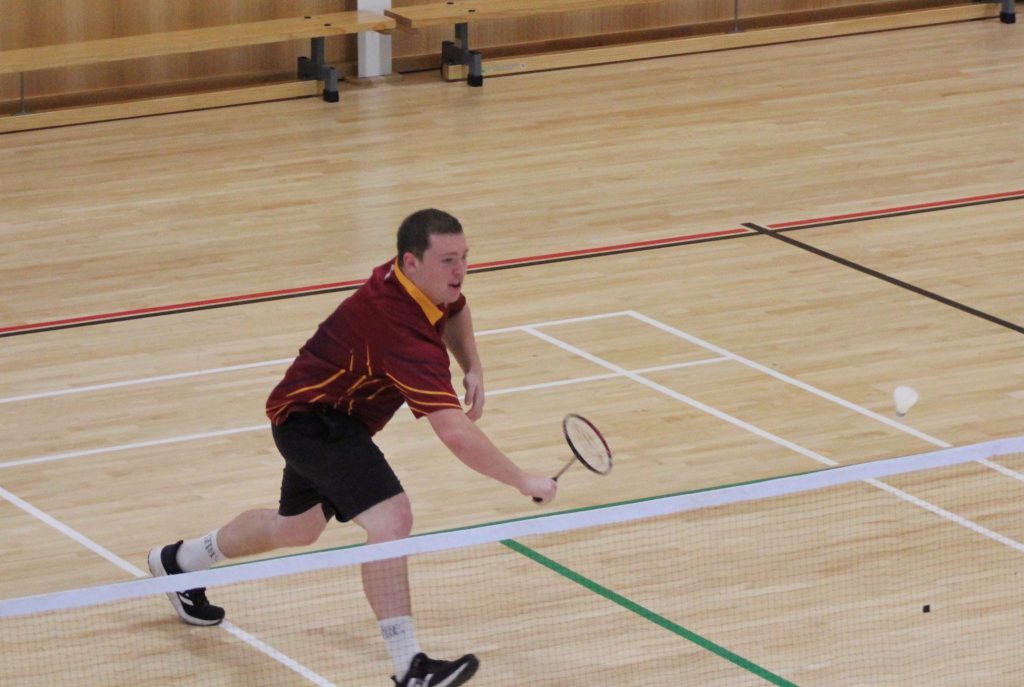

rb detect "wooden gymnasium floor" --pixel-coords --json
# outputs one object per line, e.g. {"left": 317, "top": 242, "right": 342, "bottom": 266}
{"left": 1, "top": 18, "right": 1023, "bottom": 687}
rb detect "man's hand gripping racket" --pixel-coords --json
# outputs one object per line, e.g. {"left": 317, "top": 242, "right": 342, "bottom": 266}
{"left": 533, "top": 414, "right": 613, "bottom": 503}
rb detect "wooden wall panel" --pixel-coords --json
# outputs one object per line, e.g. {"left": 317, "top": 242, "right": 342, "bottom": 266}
{"left": 0, "top": 0, "right": 355, "bottom": 107}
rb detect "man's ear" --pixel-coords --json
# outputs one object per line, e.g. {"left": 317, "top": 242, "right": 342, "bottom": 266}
{"left": 400, "top": 251, "right": 417, "bottom": 272}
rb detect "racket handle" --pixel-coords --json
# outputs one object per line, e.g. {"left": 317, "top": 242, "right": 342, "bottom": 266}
{"left": 532, "top": 475, "right": 559, "bottom": 503}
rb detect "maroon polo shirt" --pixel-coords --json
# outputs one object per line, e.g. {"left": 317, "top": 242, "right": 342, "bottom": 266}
{"left": 266, "top": 259, "right": 466, "bottom": 434}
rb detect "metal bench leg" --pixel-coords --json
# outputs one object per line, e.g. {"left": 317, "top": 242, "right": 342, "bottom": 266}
{"left": 298, "top": 36, "right": 341, "bottom": 102}
{"left": 467, "top": 51, "right": 483, "bottom": 87}
{"left": 441, "top": 22, "right": 483, "bottom": 87}
{"left": 18, "top": 73, "right": 29, "bottom": 115}
{"left": 1001, "top": 0, "right": 1016, "bottom": 23}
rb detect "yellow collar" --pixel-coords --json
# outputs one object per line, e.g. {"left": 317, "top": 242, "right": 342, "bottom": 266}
{"left": 393, "top": 258, "right": 444, "bottom": 325}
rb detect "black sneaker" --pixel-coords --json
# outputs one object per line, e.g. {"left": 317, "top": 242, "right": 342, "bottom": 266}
{"left": 147, "top": 541, "right": 225, "bottom": 626}
{"left": 393, "top": 652, "right": 479, "bottom": 687}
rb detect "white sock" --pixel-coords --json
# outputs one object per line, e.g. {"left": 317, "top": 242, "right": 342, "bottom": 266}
{"left": 175, "top": 529, "right": 226, "bottom": 572}
{"left": 379, "top": 615, "right": 422, "bottom": 679}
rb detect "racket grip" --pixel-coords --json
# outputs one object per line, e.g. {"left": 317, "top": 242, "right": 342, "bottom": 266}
{"left": 532, "top": 475, "right": 559, "bottom": 504}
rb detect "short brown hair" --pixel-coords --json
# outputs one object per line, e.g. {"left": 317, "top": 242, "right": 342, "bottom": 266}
{"left": 396, "top": 209, "right": 463, "bottom": 260}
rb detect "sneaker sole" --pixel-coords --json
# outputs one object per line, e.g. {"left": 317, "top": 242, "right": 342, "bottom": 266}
{"left": 437, "top": 659, "right": 479, "bottom": 687}
{"left": 147, "top": 547, "right": 222, "bottom": 627}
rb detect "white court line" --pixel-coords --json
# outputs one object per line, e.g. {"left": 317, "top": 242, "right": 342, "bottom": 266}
{"left": 867, "top": 477, "right": 1024, "bottom": 554}
{"left": 976, "top": 457, "right": 1024, "bottom": 482}
{"left": 487, "top": 358, "right": 729, "bottom": 397}
{"left": 218, "top": 623, "right": 337, "bottom": 687}
{"left": 0, "top": 359, "right": 293, "bottom": 405}
{"left": 0, "top": 311, "right": 633, "bottom": 406}
{"left": 491, "top": 310, "right": 635, "bottom": 333}
{"left": 522, "top": 327, "right": 840, "bottom": 468}
{"left": 624, "top": 310, "right": 952, "bottom": 448}
{"left": 522, "top": 326, "right": 1024, "bottom": 555}
{"left": 625, "top": 311, "right": 1024, "bottom": 481}
{"left": 0, "top": 485, "right": 140, "bottom": 577}
{"left": 0, "top": 358, "right": 727, "bottom": 470}
{"left": 0, "top": 484, "right": 337, "bottom": 686}
{"left": 0, "top": 425, "right": 270, "bottom": 470}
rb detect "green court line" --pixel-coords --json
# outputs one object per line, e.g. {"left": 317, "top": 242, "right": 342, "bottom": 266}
{"left": 501, "top": 539, "right": 798, "bottom": 687}
{"left": 240, "top": 465, "right": 830, "bottom": 568}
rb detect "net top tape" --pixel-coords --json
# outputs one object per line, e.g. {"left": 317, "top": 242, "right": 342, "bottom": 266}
{"left": 2, "top": 435, "right": 1021, "bottom": 619}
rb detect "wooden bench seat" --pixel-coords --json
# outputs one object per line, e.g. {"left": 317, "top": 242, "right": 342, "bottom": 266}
{"left": 386, "top": 0, "right": 668, "bottom": 28}
{"left": 385, "top": 0, "right": 666, "bottom": 85}
{"left": 0, "top": 11, "right": 395, "bottom": 132}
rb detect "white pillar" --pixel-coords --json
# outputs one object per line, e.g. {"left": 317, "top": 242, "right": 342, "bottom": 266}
{"left": 357, "top": 0, "right": 393, "bottom": 78}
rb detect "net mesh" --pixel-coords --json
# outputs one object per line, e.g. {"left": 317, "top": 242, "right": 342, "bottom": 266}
{"left": 3, "top": 438, "right": 1023, "bottom": 686}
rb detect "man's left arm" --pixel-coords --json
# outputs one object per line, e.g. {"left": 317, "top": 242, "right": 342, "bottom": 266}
{"left": 443, "top": 304, "right": 485, "bottom": 421}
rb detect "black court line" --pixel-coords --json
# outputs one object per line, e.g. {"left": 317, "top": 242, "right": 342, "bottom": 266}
{"left": 742, "top": 222, "right": 1024, "bottom": 335}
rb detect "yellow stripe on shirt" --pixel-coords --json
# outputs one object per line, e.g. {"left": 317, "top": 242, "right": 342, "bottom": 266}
{"left": 386, "top": 372, "right": 459, "bottom": 399}
{"left": 407, "top": 399, "right": 463, "bottom": 413}
{"left": 286, "top": 368, "right": 349, "bottom": 397}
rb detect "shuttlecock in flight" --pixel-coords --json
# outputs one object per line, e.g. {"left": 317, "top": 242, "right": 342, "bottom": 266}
{"left": 893, "top": 385, "right": 919, "bottom": 417}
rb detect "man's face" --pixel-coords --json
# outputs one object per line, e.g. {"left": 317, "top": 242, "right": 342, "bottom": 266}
{"left": 402, "top": 232, "right": 469, "bottom": 305}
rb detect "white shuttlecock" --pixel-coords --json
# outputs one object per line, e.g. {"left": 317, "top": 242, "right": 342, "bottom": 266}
{"left": 893, "top": 385, "right": 919, "bottom": 416}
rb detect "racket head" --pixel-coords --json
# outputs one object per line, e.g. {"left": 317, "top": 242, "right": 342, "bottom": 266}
{"left": 562, "top": 413, "right": 612, "bottom": 475}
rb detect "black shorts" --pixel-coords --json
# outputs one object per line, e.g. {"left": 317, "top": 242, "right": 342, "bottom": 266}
{"left": 271, "top": 408, "right": 403, "bottom": 522}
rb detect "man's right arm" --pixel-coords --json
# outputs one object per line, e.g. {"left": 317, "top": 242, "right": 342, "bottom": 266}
{"left": 428, "top": 408, "right": 557, "bottom": 504}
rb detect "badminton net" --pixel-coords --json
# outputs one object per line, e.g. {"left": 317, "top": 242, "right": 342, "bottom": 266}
{"left": 2, "top": 436, "right": 1023, "bottom": 686}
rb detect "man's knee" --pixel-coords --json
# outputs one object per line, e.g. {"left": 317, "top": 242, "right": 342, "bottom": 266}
{"left": 274, "top": 509, "right": 327, "bottom": 547}
{"left": 372, "top": 511, "right": 412, "bottom": 542}
{"left": 358, "top": 494, "right": 413, "bottom": 543}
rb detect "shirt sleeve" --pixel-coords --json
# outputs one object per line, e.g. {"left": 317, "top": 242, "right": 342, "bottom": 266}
{"left": 383, "top": 328, "right": 463, "bottom": 418}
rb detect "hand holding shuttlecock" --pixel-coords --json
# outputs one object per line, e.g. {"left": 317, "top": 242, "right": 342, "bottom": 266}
{"left": 893, "top": 385, "right": 919, "bottom": 417}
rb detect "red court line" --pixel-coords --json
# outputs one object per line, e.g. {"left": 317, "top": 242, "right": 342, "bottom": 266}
{"left": 4, "top": 187, "right": 1023, "bottom": 336}
{"left": 0, "top": 228, "right": 747, "bottom": 335}
{"left": 0, "top": 278, "right": 364, "bottom": 335}
{"left": 469, "top": 227, "right": 748, "bottom": 269}
{"left": 768, "top": 189, "right": 1024, "bottom": 229}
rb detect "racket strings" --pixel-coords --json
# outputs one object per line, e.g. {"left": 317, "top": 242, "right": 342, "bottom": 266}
{"left": 564, "top": 416, "right": 612, "bottom": 473}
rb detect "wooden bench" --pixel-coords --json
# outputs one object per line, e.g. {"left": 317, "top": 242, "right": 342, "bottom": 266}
{"left": 386, "top": 0, "right": 1015, "bottom": 86}
{"left": 0, "top": 11, "right": 395, "bottom": 132}
{"left": 385, "top": 0, "right": 668, "bottom": 86}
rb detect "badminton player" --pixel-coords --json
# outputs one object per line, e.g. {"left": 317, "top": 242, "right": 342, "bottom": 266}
{"left": 149, "top": 209, "right": 557, "bottom": 686}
